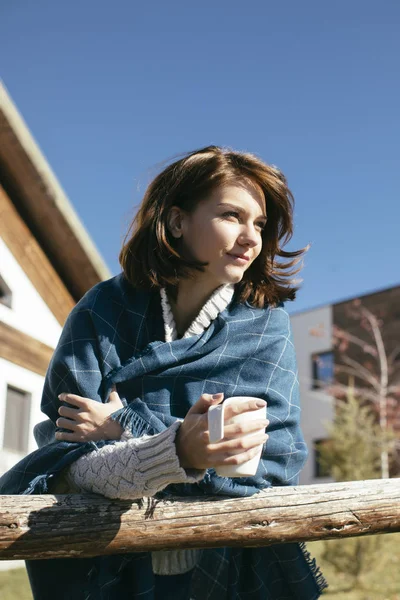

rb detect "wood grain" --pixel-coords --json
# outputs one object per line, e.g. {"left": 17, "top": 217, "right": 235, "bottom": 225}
{"left": 0, "top": 99, "right": 110, "bottom": 299}
{"left": 0, "top": 478, "right": 399, "bottom": 560}
{"left": 0, "top": 186, "right": 75, "bottom": 325}
{"left": 0, "top": 320, "right": 53, "bottom": 376}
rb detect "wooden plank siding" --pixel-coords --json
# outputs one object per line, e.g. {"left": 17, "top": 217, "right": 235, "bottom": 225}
{"left": 0, "top": 321, "right": 53, "bottom": 377}
{"left": 0, "top": 185, "right": 75, "bottom": 326}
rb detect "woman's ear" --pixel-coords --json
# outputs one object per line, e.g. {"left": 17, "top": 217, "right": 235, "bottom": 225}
{"left": 167, "top": 206, "right": 184, "bottom": 239}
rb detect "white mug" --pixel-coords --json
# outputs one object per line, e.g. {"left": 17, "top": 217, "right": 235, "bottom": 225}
{"left": 208, "top": 396, "right": 267, "bottom": 477}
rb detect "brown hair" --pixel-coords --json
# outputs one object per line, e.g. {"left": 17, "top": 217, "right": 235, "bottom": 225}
{"left": 119, "top": 145, "right": 308, "bottom": 307}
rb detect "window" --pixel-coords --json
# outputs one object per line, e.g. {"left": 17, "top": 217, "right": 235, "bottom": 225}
{"left": 312, "top": 350, "right": 333, "bottom": 389}
{"left": 3, "top": 386, "right": 31, "bottom": 453}
{"left": 314, "top": 438, "right": 332, "bottom": 478}
{"left": 0, "top": 274, "right": 12, "bottom": 308}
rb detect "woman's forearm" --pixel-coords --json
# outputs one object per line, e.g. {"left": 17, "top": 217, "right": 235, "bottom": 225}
{"left": 63, "top": 421, "right": 206, "bottom": 499}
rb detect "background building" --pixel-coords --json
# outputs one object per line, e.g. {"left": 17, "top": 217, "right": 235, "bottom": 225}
{"left": 0, "top": 82, "right": 111, "bottom": 477}
{"left": 293, "top": 284, "right": 400, "bottom": 484}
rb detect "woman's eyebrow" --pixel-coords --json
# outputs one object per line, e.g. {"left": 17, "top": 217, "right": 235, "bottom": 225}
{"left": 217, "top": 202, "right": 267, "bottom": 221}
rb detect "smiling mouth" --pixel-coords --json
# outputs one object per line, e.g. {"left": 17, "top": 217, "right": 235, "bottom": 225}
{"left": 227, "top": 253, "right": 250, "bottom": 263}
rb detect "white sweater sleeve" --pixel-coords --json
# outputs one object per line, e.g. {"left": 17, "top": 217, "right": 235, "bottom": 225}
{"left": 64, "top": 421, "right": 205, "bottom": 499}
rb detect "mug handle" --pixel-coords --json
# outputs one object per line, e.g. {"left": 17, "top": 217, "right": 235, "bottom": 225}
{"left": 208, "top": 403, "right": 225, "bottom": 443}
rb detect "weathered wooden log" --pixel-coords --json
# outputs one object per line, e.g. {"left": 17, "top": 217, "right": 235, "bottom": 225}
{"left": 0, "top": 478, "right": 399, "bottom": 560}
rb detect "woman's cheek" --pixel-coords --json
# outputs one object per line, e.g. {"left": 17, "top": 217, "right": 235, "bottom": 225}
{"left": 220, "top": 221, "right": 240, "bottom": 240}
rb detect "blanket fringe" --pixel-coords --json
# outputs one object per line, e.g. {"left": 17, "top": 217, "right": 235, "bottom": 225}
{"left": 299, "top": 542, "right": 329, "bottom": 594}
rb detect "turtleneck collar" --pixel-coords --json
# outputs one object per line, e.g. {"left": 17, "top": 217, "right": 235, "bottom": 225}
{"left": 160, "top": 284, "right": 235, "bottom": 343}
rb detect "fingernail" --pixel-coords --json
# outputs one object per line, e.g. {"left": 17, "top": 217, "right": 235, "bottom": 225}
{"left": 256, "top": 400, "right": 266, "bottom": 407}
{"left": 212, "top": 393, "right": 223, "bottom": 400}
{"left": 58, "top": 394, "right": 64, "bottom": 400}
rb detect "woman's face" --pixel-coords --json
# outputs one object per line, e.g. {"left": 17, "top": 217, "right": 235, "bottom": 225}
{"left": 171, "top": 181, "right": 267, "bottom": 291}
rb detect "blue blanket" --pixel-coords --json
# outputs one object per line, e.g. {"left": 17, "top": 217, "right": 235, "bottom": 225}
{"left": 0, "top": 274, "right": 327, "bottom": 599}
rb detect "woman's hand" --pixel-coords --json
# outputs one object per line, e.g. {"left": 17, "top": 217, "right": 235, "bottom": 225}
{"left": 55, "top": 388, "right": 124, "bottom": 442}
{"left": 175, "top": 393, "right": 269, "bottom": 470}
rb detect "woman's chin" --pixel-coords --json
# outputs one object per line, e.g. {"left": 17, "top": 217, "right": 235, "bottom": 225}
{"left": 199, "top": 266, "right": 245, "bottom": 289}
{"left": 220, "top": 269, "right": 245, "bottom": 284}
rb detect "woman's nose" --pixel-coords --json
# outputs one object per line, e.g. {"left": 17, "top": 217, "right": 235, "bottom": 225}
{"left": 238, "top": 225, "right": 259, "bottom": 247}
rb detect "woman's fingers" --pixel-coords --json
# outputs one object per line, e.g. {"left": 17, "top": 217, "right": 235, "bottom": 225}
{"left": 58, "top": 405, "right": 80, "bottom": 419}
{"left": 177, "top": 394, "right": 266, "bottom": 470}
{"left": 59, "top": 388, "right": 123, "bottom": 410}
{"left": 108, "top": 389, "right": 123, "bottom": 408}
{"left": 58, "top": 393, "right": 89, "bottom": 408}
{"left": 55, "top": 430, "right": 82, "bottom": 442}
{"left": 186, "top": 393, "right": 224, "bottom": 416}
{"left": 56, "top": 417, "right": 77, "bottom": 431}
{"left": 223, "top": 398, "right": 266, "bottom": 422}
{"left": 215, "top": 444, "right": 265, "bottom": 467}
{"left": 223, "top": 419, "right": 269, "bottom": 440}
{"left": 212, "top": 433, "right": 268, "bottom": 455}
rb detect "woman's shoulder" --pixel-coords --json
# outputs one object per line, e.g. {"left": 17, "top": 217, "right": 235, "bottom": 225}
{"left": 73, "top": 274, "right": 146, "bottom": 310}
{"left": 231, "top": 298, "right": 292, "bottom": 332}
{"left": 68, "top": 275, "right": 156, "bottom": 331}
{"left": 68, "top": 274, "right": 121, "bottom": 313}
{"left": 236, "top": 297, "right": 289, "bottom": 316}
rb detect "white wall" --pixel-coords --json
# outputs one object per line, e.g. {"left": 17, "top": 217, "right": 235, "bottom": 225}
{"left": 291, "top": 305, "right": 334, "bottom": 485}
{"left": 0, "top": 237, "right": 61, "bottom": 347}
{"left": 0, "top": 235, "right": 62, "bottom": 476}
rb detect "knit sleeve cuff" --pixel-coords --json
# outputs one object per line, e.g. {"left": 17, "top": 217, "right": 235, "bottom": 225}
{"left": 66, "top": 420, "right": 205, "bottom": 500}
{"left": 135, "top": 421, "right": 206, "bottom": 493}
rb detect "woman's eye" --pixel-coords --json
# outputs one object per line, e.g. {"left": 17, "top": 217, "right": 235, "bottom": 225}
{"left": 223, "top": 211, "right": 240, "bottom": 220}
{"left": 222, "top": 212, "right": 266, "bottom": 232}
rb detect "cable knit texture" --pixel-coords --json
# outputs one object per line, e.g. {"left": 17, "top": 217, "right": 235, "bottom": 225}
{"left": 160, "top": 284, "right": 235, "bottom": 342}
{"left": 66, "top": 421, "right": 204, "bottom": 499}
{"left": 65, "top": 284, "right": 235, "bottom": 576}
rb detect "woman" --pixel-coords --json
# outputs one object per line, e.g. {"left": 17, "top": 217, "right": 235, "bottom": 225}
{"left": 0, "top": 145, "right": 327, "bottom": 599}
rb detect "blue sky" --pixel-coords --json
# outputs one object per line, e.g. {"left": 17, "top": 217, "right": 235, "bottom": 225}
{"left": 1, "top": 0, "right": 399, "bottom": 313}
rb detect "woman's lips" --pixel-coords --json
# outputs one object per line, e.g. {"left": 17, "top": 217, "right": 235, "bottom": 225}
{"left": 227, "top": 253, "right": 250, "bottom": 265}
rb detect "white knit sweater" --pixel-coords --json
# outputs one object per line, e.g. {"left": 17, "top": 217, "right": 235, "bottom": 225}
{"left": 61, "top": 284, "right": 235, "bottom": 575}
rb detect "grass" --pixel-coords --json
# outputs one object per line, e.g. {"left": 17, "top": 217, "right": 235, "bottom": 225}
{"left": 1, "top": 534, "right": 399, "bottom": 599}
{"left": 0, "top": 567, "right": 32, "bottom": 600}
{"left": 308, "top": 533, "right": 400, "bottom": 599}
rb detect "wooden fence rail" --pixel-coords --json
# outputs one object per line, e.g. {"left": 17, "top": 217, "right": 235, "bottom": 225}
{"left": 0, "top": 478, "right": 399, "bottom": 561}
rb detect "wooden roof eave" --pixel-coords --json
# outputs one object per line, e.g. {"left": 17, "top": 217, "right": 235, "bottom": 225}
{"left": 0, "top": 82, "right": 112, "bottom": 302}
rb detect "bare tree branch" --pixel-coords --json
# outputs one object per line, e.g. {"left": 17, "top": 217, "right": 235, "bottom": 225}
{"left": 388, "top": 345, "right": 400, "bottom": 367}
{"left": 327, "top": 383, "right": 382, "bottom": 404}
{"left": 335, "top": 362, "right": 380, "bottom": 391}
{"left": 333, "top": 326, "right": 377, "bottom": 355}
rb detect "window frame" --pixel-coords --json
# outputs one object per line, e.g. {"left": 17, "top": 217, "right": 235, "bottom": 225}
{"left": 2, "top": 385, "right": 32, "bottom": 454}
{"left": 311, "top": 349, "right": 334, "bottom": 390}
